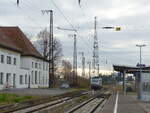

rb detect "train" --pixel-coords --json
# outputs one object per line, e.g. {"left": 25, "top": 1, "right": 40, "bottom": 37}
{"left": 91, "top": 76, "right": 102, "bottom": 90}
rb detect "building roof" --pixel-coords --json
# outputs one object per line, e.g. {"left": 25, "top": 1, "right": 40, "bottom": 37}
{"left": 113, "top": 64, "right": 150, "bottom": 73}
{"left": 0, "top": 26, "right": 45, "bottom": 60}
{"left": 113, "top": 65, "right": 139, "bottom": 73}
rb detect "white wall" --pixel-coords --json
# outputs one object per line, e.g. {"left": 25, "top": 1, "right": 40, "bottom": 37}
{"left": 0, "top": 48, "right": 20, "bottom": 89}
{"left": 16, "top": 68, "right": 29, "bottom": 88}
{"left": 21, "top": 56, "right": 49, "bottom": 88}
{"left": 0, "top": 48, "right": 49, "bottom": 90}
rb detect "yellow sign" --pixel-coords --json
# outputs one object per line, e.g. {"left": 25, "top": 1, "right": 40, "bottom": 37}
{"left": 115, "top": 27, "right": 121, "bottom": 31}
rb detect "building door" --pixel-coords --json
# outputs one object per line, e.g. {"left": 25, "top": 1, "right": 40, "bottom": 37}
{"left": 28, "top": 75, "right": 30, "bottom": 88}
{"left": 13, "top": 74, "right": 16, "bottom": 88}
{"left": 6, "top": 73, "right": 11, "bottom": 88}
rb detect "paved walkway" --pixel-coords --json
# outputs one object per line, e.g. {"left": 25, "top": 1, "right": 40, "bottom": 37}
{"left": 102, "top": 92, "right": 146, "bottom": 113}
{"left": 131, "top": 95, "right": 150, "bottom": 113}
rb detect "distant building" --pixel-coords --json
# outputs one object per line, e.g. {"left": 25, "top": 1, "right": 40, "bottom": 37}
{"left": 0, "top": 27, "right": 49, "bottom": 90}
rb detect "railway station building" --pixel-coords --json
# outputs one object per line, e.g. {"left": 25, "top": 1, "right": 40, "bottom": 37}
{"left": 113, "top": 65, "right": 150, "bottom": 102}
{"left": 0, "top": 26, "right": 49, "bottom": 90}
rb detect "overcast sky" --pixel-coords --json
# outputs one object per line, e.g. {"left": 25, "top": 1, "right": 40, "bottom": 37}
{"left": 1, "top": 0, "right": 150, "bottom": 73}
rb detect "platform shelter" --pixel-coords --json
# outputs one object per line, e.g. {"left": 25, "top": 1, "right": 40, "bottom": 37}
{"left": 113, "top": 65, "right": 150, "bottom": 101}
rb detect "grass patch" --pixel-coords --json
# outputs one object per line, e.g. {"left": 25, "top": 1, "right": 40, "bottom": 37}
{"left": 0, "top": 93, "right": 33, "bottom": 104}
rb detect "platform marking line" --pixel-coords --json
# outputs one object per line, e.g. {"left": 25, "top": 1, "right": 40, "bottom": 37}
{"left": 114, "top": 91, "right": 119, "bottom": 113}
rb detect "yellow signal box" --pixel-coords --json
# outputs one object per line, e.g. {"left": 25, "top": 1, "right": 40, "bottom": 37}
{"left": 115, "top": 27, "right": 121, "bottom": 31}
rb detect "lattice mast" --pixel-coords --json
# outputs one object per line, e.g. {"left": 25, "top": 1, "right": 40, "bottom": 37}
{"left": 93, "top": 17, "right": 99, "bottom": 76}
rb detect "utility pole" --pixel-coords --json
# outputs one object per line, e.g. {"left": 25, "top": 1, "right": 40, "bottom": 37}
{"left": 73, "top": 34, "right": 78, "bottom": 86}
{"left": 87, "top": 61, "right": 91, "bottom": 86}
{"left": 97, "top": 64, "right": 100, "bottom": 75}
{"left": 79, "top": 52, "right": 85, "bottom": 77}
{"left": 93, "top": 16, "right": 99, "bottom": 76}
{"left": 42, "top": 10, "right": 54, "bottom": 88}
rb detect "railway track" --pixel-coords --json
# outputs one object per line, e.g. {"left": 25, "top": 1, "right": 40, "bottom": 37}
{"left": 1, "top": 91, "right": 89, "bottom": 113}
{"left": 0, "top": 90, "right": 110, "bottom": 113}
{"left": 66, "top": 91, "right": 111, "bottom": 113}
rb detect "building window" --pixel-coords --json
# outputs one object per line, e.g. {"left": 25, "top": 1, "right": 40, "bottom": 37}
{"left": 47, "top": 63, "right": 49, "bottom": 71}
{"left": 6, "top": 73, "right": 11, "bottom": 83}
{"left": 13, "top": 74, "right": 16, "bottom": 87}
{"left": 35, "top": 71, "right": 37, "bottom": 84}
{"left": 39, "top": 63, "right": 41, "bottom": 69}
{"left": 142, "top": 82, "right": 150, "bottom": 91}
{"left": 25, "top": 74, "right": 27, "bottom": 84}
{"left": 46, "top": 64, "right": 47, "bottom": 71}
{"left": 20, "top": 75, "right": 23, "bottom": 84}
{"left": 46, "top": 76, "right": 48, "bottom": 84}
{"left": 32, "top": 62, "right": 34, "bottom": 68}
{"left": 7, "top": 56, "right": 11, "bottom": 64}
{"left": 31, "top": 71, "right": 34, "bottom": 84}
{"left": 43, "top": 76, "right": 44, "bottom": 85}
{"left": 1, "top": 55, "right": 4, "bottom": 63}
{"left": 45, "top": 76, "right": 47, "bottom": 84}
{"left": 0, "top": 73, "right": 3, "bottom": 84}
{"left": 35, "top": 63, "right": 38, "bottom": 68}
{"left": 14, "top": 58, "right": 16, "bottom": 65}
{"left": 39, "top": 71, "right": 41, "bottom": 84}
{"left": 43, "top": 63, "right": 45, "bottom": 70}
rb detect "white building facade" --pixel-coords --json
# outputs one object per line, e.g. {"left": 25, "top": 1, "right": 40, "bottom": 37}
{"left": 0, "top": 27, "right": 49, "bottom": 90}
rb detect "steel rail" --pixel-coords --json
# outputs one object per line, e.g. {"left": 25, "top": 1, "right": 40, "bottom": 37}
{"left": 67, "top": 91, "right": 111, "bottom": 113}
{"left": 8, "top": 91, "right": 89, "bottom": 113}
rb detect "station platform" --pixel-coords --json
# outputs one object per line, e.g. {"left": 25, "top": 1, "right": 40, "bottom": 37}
{"left": 102, "top": 92, "right": 147, "bottom": 113}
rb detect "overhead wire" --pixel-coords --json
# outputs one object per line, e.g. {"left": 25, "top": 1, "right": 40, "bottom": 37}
{"left": 50, "top": 0, "right": 93, "bottom": 52}
{"left": 26, "top": 0, "right": 78, "bottom": 56}
{"left": 17, "top": 0, "right": 93, "bottom": 53}
{"left": 9, "top": 0, "right": 93, "bottom": 57}
{"left": 9, "top": 0, "right": 46, "bottom": 32}
{"left": 79, "top": 6, "right": 94, "bottom": 39}
{"left": 23, "top": 0, "right": 92, "bottom": 54}
{"left": 50, "top": 0, "right": 76, "bottom": 30}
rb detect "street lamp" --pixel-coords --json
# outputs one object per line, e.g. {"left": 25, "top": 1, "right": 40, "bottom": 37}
{"left": 136, "top": 44, "right": 146, "bottom": 66}
{"left": 136, "top": 44, "right": 146, "bottom": 99}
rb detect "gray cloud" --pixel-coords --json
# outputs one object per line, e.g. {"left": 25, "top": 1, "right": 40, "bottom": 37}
{"left": 0, "top": 0, "right": 150, "bottom": 72}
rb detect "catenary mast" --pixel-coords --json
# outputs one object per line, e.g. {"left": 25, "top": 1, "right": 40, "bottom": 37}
{"left": 93, "top": 17, "right": 99, "bottom": 76}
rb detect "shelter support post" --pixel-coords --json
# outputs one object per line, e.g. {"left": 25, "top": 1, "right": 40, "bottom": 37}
{"left": 123, "top": 70, "right": 126, "bottom": 95}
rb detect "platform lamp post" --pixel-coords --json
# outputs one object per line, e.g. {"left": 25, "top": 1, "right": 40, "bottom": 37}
{"left": 136, "top": 44, "right": 146, "bottom": 99}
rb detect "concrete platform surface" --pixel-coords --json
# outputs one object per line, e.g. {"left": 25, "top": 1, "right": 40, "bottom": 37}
{"left": 131, "top": 95, "right": 150, "bottom": 113}
{"left": 102, "top": 92, "right": 146, "bottom": 113}
{"left": 0, "top": 88, "right": 71, "bottom": 95}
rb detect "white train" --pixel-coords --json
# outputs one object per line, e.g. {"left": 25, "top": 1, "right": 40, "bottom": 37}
{"left": 91, "top": 76, "right": 102, "bottom": 90}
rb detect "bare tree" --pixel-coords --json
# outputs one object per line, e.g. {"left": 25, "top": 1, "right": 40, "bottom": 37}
{"left": 61, "top": 60, "right": 72, "bottom": 84}
{"left": 35, "top": 28, "right": 63, "bottom": 70}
